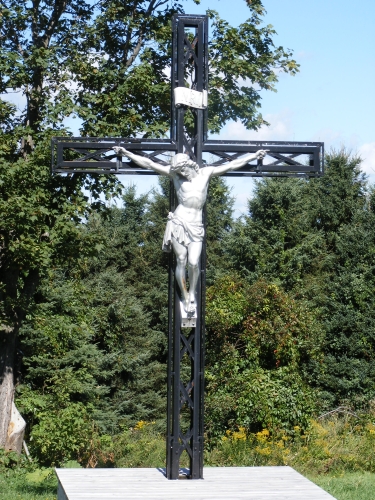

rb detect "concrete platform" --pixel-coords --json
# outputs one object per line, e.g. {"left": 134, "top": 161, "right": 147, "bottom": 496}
{"left": 56, "top": 466, "right": 336, "bottom": 499}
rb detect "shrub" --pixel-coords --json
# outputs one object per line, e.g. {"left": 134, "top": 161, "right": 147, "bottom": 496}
{"left": 205, "top": 415, "right": 375, "bottom": 476}
{"left": 205, "top": 277, "right": 322, "bottom": 439}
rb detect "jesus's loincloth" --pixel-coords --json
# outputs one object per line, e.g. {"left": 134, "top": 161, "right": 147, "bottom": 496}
{"left": 162, "top": 212, "right": 204, "bottom": 252}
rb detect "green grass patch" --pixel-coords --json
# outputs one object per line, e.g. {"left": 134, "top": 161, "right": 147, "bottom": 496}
{"left": 0, "top": 469, "right": 57, "bottom": 500}
{"left": 309, "top": 472, "right": 375, "bottom": 500}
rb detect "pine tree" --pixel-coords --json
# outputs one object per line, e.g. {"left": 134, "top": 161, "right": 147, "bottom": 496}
{"left": 0, "top": 0, "right": 298, "bottom": 448}
{"left": 220, "top": 151, "right": 375, "bottom": 411}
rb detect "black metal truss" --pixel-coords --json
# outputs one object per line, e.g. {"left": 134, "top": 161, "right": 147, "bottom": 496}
{"left": 51, "top": 137, "right": 177, "bottom": 174}
{"left": 51, "top": 13, "right": 325, "bottom": 482}
{"left": 171, "top": 14, "right": 208, "bottom": 164}
{"left": 167, "top": 14, "right": 208, "bottom": 481}
{"left": 203, "top": 140, "right": 324, "bottom": 177}
{"left": 167, "top": 254, "right": 205, "bottom": 480}
{"left": 52, "top": 137, "right": 324, "bottom": 177}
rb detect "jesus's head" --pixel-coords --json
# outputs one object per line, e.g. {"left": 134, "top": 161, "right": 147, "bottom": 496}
{"left": 170, "top": 154, "right": 199, "bottom": 178}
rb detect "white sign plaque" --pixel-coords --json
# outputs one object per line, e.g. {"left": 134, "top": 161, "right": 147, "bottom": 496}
{"left": 174, "top": 87, "right": 208, "bottom": 109}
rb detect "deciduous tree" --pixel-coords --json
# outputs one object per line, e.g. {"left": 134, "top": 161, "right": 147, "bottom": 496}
{"left": 0, "top": 0, "right": 298, "bottom": 449}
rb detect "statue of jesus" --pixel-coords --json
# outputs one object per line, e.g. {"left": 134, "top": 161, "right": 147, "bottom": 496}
{"left": 113, "top": 147, "right": 267, "bottom": 316}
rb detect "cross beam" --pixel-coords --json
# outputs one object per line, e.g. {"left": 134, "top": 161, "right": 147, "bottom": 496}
{"left": 51, "top": 137, "right": 324, "bottom": 177}
{"left": 51, "top": 13, "right": 324, "bottom": 481}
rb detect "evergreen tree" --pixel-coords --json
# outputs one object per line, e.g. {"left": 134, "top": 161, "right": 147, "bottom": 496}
{"left": 15, "top": 173, "right": 236, "bottom": 464}
{"left": 0, "top": 0, "right": 298, "bottom": 448}
{"left": 221, "top": 151, "right": 375, "bottom": 411}
{"left": 17, "top": 188, "right": 166, "bottom": 464}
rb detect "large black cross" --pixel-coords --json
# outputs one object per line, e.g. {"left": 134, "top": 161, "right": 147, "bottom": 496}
{"left": 52, "top": 14, "right": 324, "bottom": 480}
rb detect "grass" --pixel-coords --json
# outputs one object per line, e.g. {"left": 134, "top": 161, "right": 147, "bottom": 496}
{"left": 3, "top": 415, "right": 375, "bottom": 499}
{"left": 310, "top": 472, "right": 375, "bottom": 500}
{"left": 0, "top": 469, "right": 57, "bottom": 500}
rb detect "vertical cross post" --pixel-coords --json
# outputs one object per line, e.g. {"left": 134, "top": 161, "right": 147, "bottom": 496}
{"left": 166, "top": 14, "right": 208, "bottom": 480}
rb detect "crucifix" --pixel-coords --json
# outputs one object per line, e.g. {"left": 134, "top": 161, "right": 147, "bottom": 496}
{"left": 52, "top": 14, "right": 323, "bottom": 480}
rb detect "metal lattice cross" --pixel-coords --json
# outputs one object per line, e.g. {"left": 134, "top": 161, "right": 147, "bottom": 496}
{"left": 52, "top": 14, "right": 324, "bottom": 480}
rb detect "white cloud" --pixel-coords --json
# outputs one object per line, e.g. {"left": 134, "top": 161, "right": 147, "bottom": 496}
{"left": 231, "top": 190, "right": 251, "bottom": 217}
{"left": 209, "top": 110, "right": 293, "bottom": 217}
{"left": 216, "top": 109, "right": 294, "bottom": 142}
{"left": 312, "top": 128, "right": 361, "bottom": 150}
{"left": 295, "top": 50, "right": 314, "bottom": 61}
{"left": 358, "top": 143, "right": 375, "bottom": 179}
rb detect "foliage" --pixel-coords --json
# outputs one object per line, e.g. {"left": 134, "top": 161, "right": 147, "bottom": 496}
{"left": 2, "top": 0, "right": 375, "bottom": 474}
{"left": 0, "top": 448, "right": 26, "bottom": 472}
{"left": 0, "top": 0, "right": 303, "bottom": 471}
{"left": 5, "top": 423, "right": 375, "bottom": 499}
{"left": 0, "top": 447, "right": 56, "bottom": 500}
{"left": 26, "top": 402, "right": 97, "bottom": 467}
{"left": 0, "top": 0, "right": 299, "bottom": 138}
{"left": 205, "top": 176, "right": 235, "bottom": 283}
{"left": 206, "top": 8, "right": 299, "bottom": 133}
{"left": 0, "top": 126, "right": 119, "bottom": 449}
{"left": 15, "top": 188, "right": 168, "bottom": 465}
{"left": 221, "top": 151, "right": 375, "bottom": 410}
{"left": 0, "top": 133, "right": 117, "bottom": 319}
{"left": 9, "top": 145, "right": 375, "bottom": 469}
{"left": 205, "top": 414, "right": 375, "bottom": 477}
{"left": 0, "top": 0, "right": 298, "bottom": 449}
{"left": 0, "top": 470, "right": 57, "bottom": 500}
{"left": 14, "top": 176, "right": 237, "bottom": 466}
{"left": 205, "top": 276, "right": 322, "bottom": 439}
{"left": 112, "top": 421, "right": 166, "bottom": 469}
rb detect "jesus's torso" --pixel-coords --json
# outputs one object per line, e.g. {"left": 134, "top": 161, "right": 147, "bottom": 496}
{"left": 172, "top": 169, "right": 210, "bottom": 224}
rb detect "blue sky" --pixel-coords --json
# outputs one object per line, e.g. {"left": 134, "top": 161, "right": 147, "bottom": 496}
{"left": 4, "top": 1, "right": 374, "bottom": 214}
{"left": 131, "top": 0, "right": 375, "bottom": 214}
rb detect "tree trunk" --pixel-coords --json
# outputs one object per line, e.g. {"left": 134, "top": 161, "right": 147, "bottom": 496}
{"left": 6, "top": 402, "right": 26, "bottom": 453}
{"left": 0, "top": 268, "right": 39, "bottom": 451}
{"left": 0, "top": 324, "right": 16, "bottom": 449}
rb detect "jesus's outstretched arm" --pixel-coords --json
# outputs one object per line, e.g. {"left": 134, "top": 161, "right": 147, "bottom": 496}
{"left": 113, "top": 146, "right": 171, "bottom": 176}
{"left": 209, "top": 149, "right": 268, "bottom": 177}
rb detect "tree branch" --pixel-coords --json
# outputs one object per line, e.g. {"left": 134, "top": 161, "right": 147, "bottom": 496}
{"left": 0, "top": 0, "right": 25, "bottom": 56}
{"left": 31, "top": 0, "right": 41, "bottom": 45}
{"left": 42, "top": 0, "right": 68, "bottom": 48}
{"left": 125, "top": 33, "right": 144, "bottom": 68}
{"left": 124, "top": 0, "right": 164, "bottom": 68}
{"left": 122, "top": 0, "right": 138, "bottom": 67}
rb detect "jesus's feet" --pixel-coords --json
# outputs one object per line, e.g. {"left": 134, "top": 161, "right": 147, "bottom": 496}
{"left": 187, "top": 296, "right": 197, "bottom": 317}
{"left": 183, "top": 298, "right": 197, "bottom": 317}
{"left": 183, "top": 297, "right": 189, "bottom": 313}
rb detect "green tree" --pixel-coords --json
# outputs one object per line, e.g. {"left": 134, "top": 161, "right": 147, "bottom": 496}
{"left": 221, "top": 151, "right": 375, "bottom": 411}
{"left": 16, "top": 190, "right": 168, "bottom": 465}
{"left": 205, "top": 276, "right": 322, "bottom": 439}
{"left": 0, "top": 138, "right": 118, "bottom": 450}
{"left": 0, "top": 0, "right": 298, "bottom": 449}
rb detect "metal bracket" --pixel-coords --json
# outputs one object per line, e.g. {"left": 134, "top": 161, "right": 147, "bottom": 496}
{"left": 180, "top": 302, "right": 197, "bottom": 328}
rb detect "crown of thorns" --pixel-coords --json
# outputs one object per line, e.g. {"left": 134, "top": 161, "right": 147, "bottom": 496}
{"left": 171, "top": 154, "right": 199, "bottom": 172}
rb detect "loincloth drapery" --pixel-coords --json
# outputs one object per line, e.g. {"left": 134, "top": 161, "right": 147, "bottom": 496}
{"left": 162, "top": 212, "right": 204, "bottom": 252}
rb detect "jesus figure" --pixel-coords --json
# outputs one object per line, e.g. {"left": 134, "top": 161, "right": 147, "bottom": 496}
{"left": 113, "top": 147, "right": 267, "bottom": 316}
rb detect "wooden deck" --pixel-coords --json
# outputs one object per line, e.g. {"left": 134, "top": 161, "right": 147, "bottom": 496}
{"left": 56, "top": 466, "right": 336, "bottom": 499}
